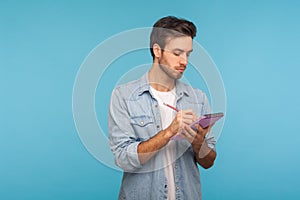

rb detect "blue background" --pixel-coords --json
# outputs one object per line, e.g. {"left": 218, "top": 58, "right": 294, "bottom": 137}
{"left": 1, "top": 0, "right": 300, "bottom": 199}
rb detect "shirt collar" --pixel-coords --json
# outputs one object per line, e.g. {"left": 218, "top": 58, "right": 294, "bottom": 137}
{"left": 137, "top": 72, "right": 151, "bottom": 96}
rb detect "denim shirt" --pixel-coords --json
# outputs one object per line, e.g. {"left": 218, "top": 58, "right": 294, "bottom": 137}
{"left": 108, "top": 72, "right": 216, "bottom": 200}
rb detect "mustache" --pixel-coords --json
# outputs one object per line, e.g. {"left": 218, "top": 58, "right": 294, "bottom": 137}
{"left": 175, "top": 66, "right": 186, "bottom": 70}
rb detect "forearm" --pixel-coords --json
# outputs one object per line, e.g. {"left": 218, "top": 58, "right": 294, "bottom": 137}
{"left": 194, "top": 141, "right": 216, "bottom": 169}
{"left": 137, "top": 128, "right": 173, "bottom": 164}
{"left": 128, "top": 109, "right": 193, "bottom": 165}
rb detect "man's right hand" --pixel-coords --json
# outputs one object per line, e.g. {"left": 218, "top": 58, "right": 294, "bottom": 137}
{"left": 164, "top": 109, "right": 198, "bottom": 139}
{"left": 138, "top": 109, "right": 198, "bottom": 164}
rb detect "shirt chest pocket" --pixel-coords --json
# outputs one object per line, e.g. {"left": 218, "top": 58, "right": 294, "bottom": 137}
{"left": 130, "top": 115, "right": 155, "bottom": 140}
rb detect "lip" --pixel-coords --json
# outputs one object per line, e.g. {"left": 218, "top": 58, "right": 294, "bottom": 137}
{"left": 176, "top": 68, "right": 185, "bottom": 73}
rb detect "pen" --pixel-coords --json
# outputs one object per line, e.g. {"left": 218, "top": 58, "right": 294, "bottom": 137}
{"left": 163, "top": 102, "right": 179, "bottom": 112}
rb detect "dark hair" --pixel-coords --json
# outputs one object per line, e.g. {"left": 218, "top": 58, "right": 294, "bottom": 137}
{"left": 150, "top": 16, "right": 197, "bottom": 59}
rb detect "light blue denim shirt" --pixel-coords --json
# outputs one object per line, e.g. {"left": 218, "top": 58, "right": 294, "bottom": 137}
{"left": 108, "top": 72, "right": 216, "bottom": 200}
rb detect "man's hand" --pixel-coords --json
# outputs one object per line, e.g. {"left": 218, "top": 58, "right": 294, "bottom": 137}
{"left": 138, "top": 110, "right": 197, "bottom": 164}
{"left": 183, "top": 124, "right": 213, "bottom": 154}
{"left": 164, "top": 109, "right": 198, "bottom": 139}
{"left": 181, "top": 122, "right": 217, "bottom": 169}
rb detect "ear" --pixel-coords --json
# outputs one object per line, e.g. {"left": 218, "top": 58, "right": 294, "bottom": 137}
{"left": 153, "top": 43, "right": 162, "bottom": 59}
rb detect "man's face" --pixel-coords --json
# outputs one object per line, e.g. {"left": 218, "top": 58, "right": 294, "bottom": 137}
{"left": 158, "top": 36, "right": 193, "bottom": 80}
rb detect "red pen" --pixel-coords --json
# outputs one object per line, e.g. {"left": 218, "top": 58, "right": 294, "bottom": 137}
{"left": 163, "top": 102, "right": 179, "bottom": 112}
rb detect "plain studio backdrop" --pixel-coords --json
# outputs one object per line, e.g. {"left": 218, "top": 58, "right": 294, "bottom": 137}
{"left": 1, "top": 0, "right": 300, "bottom": 199}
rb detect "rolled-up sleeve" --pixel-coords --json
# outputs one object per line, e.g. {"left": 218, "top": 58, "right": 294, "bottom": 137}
{"left": 108, "top": 88, "right": 142, "bottom": 172}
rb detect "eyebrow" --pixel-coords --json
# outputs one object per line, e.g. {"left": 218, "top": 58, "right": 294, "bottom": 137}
{"left": 172, "top": 48, "right": 193, "bottom": 53}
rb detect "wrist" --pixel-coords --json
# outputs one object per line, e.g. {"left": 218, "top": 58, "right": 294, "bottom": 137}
{"left": 197, "top": 140, "right": 213, "bottom": 159}
{"left": 192, "top": 145, "right": 200, "bottom": 155}
{"left": 192, "top": 138, "right": 206, "bottom": 156}
{"left": 163, "top": 128, "right": 174, "bottom": 140}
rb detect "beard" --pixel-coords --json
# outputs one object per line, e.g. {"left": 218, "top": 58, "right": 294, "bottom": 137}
{"left": 158, "top": 56, "right": 184, "bottom": 80}
{"left": 159, "top": 64, "right": 183, "bottom": 80}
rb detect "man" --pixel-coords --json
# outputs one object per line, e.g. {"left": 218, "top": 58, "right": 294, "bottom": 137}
{"left": 108, "top": 16, "right": 216, "bottom": 200}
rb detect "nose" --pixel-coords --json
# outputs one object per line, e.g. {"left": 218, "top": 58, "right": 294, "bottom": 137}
{"left": 179, "top": 54, "right": 188, "bottom": 65}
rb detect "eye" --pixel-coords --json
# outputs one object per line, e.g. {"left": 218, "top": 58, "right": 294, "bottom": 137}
{"left": 173, "top": 51, "right": 182, "bottom": 57}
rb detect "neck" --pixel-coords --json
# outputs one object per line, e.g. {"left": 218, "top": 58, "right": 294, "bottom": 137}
{"left": 148, "top": 64, "right": 175, "bottom": 92}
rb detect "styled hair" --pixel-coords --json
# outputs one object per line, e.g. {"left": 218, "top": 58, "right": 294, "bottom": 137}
{"left": 150, "top": 16, "right": 197, "bottom": 59}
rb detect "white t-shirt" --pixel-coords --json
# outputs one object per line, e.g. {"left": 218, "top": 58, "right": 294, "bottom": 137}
{"left": 150, "top": 86, "right": 177, "bottom": 200}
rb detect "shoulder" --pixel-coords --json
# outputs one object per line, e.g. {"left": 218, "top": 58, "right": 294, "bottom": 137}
{"left": 112, "top": 78, "right": 146, "bottom": 100}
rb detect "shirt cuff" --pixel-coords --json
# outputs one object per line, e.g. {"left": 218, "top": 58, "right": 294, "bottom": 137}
{"left": 125, "top": 141, "right": 142, "bottom": 170}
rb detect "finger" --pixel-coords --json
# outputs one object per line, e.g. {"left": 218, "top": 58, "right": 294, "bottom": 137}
{"left": 181, "top": 112, "right": 194, "bottom": 118}
{"left": 182, "top": 118, "right": 194, "bottom": 125}
{"left": 182, "top": 111, "right": 196, "bottom": 120}
{"left": 182, "top": 115, "right": 194, "bottom": 121}
{"left": 194, "top": 124, "right": 205, "bottom": 138}
{"left": 186, "top": 125, "right": 206, "bottom": 144}
{"left": 182, "top": 111, "right": 198, "bottom": 123}
{"left": 181, "top": 109, "right": 193, "bottom": 114}
{"left": 195, "top": 124, "right": 204, "bottom": 132}
{"left": 180, "top": 130, "right": 194, "bottom": 143}
{"left": 176, "top": 112, "right": 193, "bottom": 123}
{"left": 185, "top": 125, "right": 197, "bottom": 136}
{"left": 179, "top": 113, "right": 196, "bottom": 125}
{"left": 196, "top": 123, "right": 213, "bottom": 138}
{"left": 182, "top": 125, "right": 197, "bottom": 141}
{"left": 191, "top": 112, "right": 198, "bottom": 121}
{"left": 202, "top": 122, "right": 216, "bottom": 133}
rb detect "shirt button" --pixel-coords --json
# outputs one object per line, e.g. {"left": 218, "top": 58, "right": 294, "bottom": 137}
{"left": 176, "top": 186, "right": 179, "bottom": 190}
{"left": 156, "top": 125, "right": 160, "bottom": 129}
{"left": 141, "top": 121, "right": 144, "bottom": 125}
{"left": 155, "top": 104, "right": 158, "bottom": 108}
